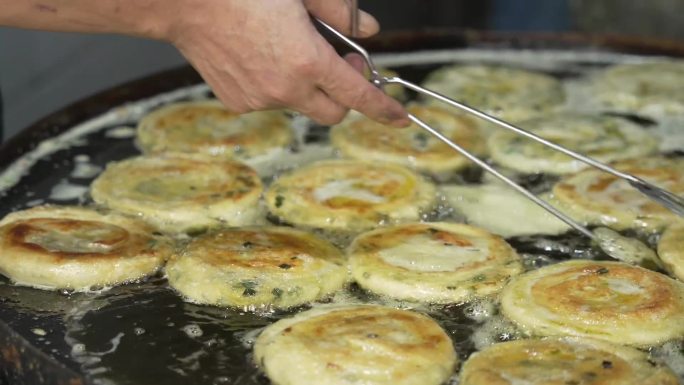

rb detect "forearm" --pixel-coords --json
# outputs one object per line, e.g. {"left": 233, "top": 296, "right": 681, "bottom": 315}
{"left": 0, "top": 0, "right": 174, "bottom": 39}
{"left": 0, "top": 0, "right": 408, "bottom": 126}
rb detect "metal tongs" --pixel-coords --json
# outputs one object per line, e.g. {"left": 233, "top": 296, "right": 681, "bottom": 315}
{"left": 318, "top": 19, "right": 684, "bottom": 243}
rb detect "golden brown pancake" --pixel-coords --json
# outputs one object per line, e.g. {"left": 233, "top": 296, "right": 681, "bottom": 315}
{"left": 658, "top": 223, "right": 684, "bottom": 281}
{"left": 349, "top": 222, "right": 522, "bottom": 303}
{"left": 254, "top": 305, "right": 457, "bottom": 385}
{"left": 421, "top": 64, "right": 564, "bottom": 122}
{"left": 592, "top": 61, "right": 684, "bottom": 117}
{"left": 265, "top": 160, "right": 436, "bottom": 231}
{"left": 501, "top": 260, "right": 684, "bottom": 347}
{"left": 552, "top": 156, "right": 684, "bottom": 230}
{"left": 0, "top": 206, "right": 170, "bottom": 291}
{"left": 91, "top": 154, "right": 263, "bottom": 233}
{"left": 488, "top": 113, "right": 658, "bottom": 174}
{"left": 331, "top": 104, "right": 485, "bottom": 174}
{"left": 166, "top": 226, "right": 347, "bottom": 309}
{"left": 136, "top": 100, "right": 294, "bottom": 159}
{"left": 460, "top": 337, "right": 679, "bottom": 385}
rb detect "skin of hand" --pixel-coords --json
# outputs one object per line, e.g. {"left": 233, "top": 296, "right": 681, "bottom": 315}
{"left": 168, "top": 0, "right": 409, "bottom": 126}
{"left": 0, "top": 0, "right": 409, "bottom": 126}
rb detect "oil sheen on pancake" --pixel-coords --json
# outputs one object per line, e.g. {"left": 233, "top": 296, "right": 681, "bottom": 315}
{"left": 265, "top": 160, "right": 436, "bottom": 231}
{"left": 552, "top": 156, "right": 684, "bottom": 231}
{"left": 349, "top": 222, "right": 522, "bottom": 303}
{"left": 0, "top": 206, "right": 170, "bottom": 291}
{"left": 91, "top": 154, "right": 263, "bottom": 233}
{"left": 253, "top": 305, "right": 457, "bottom": 385}
{"left": 501, "top": 260, "right": 684, "bottom": 347}
{"left": 136, "top": 100, "right": 294, "bottom": 159}
{"left": 488, "top": 113, "right": 658, "bottom": 174}
{"left": 460, "top": 337, "right": 679, "bottom": 385}
{"left": 165, "top": 226, "right": 347, "bottom": 309}
{"left": 442, "top": 184, "right": 570, "bottom": 237}
{"left": 331, "top": 104, "right": 485, "bottom": 175}
{"left": 658, "top": 223, "right": 684, "bottom": 281}
{"left": 421, "top": 64, "right": 564, "bottom": 122}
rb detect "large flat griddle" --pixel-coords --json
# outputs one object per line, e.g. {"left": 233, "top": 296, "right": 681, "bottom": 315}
{"left": 0, "top": 31, "right": 683, "bottom": 385}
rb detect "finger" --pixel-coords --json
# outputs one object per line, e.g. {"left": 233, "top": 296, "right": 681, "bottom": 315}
{"left": 344, "top": 53, "right": 366, "bottom": 74}
{"left": 181, "top": 52, "right": 254, "bottom": 113}
{"left": 304, "top": 0, "right": 380, "bottom": 37}
{"left": 319, "top": 50, "right": 409, "bottom": 127}
{"left": 295, "top": 89, "right": 349, "bottom": 126}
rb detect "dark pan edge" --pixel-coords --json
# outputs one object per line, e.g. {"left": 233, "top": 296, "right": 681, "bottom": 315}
{"left": 0, "top": 66, "right": 203, "bottom": 170}
{"left": 3, "top": 30, "right": 684, "bottom": 173}
{"left": 0, "top": 30, "right": 683, "bottom": 385}
{"left": 0, "top": 318, "right": 83, "bottom": 385}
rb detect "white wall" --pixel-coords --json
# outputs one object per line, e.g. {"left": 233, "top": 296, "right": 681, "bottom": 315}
{"left": 0, "top": 29, "right": 186, "bottom": 141}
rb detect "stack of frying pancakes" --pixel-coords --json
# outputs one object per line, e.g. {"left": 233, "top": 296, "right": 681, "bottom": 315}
{"left": 1, "top": 61, "right": 684, "bottom": 385}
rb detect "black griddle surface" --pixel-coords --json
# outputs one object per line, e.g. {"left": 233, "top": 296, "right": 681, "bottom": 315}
{"left": 1, "top": 31, "right": 684, "bottom": 385}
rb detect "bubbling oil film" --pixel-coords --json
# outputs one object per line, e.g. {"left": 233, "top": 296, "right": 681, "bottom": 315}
{"left": 0, "top": 49, "right": 683, "bottom": 384}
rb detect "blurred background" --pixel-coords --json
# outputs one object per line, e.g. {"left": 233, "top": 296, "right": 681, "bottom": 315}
{"left": 1, "top": 0, "right": 683, "bottom": 142}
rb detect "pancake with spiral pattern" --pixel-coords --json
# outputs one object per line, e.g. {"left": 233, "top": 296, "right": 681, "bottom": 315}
{"left": 349, "top": 222, "right": 522, "bottom": 303}
{"left": 254, "top": 304, "right": 457, "bottom": 385}
{"left": 166, "top": 226, "right": 347, "bottom": 309}
{"left": 501, "top": 260, "right": 684, "bottom": 347}
{"left": 0, "top": 206, "right": 170, "bottom": 291}
{"left": 91, "top": 154, "right": 263, "bottom": 233}
{"left": 592, "top": 61, "right": 684, "bottom": 117}
{"left": 552, "top": 156, "right": 684, "bottom": 230}
{"left": 421, "top": 64, "right": 564, "bottom": 122}
{"left": 460, "top": 337, "right": 678, "bottom": 385}
{"left": 137, "top": 100, "right": 294, "bottom": 159}
{"left": 488, "top": 113, "right": 658, "bottom": 174}
{"left": 265, "top": 160, "right": 436, "bottom": 231}
{"left": 332, "top": 104, "right": 485, "bottom": 174}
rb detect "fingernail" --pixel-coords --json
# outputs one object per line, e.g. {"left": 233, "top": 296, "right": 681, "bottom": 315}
{"left": 390, "top": 117, "right": 411, "bottom": 128}
{"left": 387, "top": 108, "right": 408, "bottom": 121}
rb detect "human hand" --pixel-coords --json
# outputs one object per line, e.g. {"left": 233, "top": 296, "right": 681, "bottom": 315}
{"left": 165, "top": 0, "right": 409, "bottom": 126}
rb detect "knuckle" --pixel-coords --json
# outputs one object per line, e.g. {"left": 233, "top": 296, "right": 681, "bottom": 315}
{"left": 292, "top": 55, "right": 320, "bottom": 77}
{"left": 243, "top": 92, "right": 273, "bottom": 111}
{"left": 267, "top": 84, "right": 296, "bottom": 105}
{"left": 348, "top": 87, "right": 375, "bottom": 110}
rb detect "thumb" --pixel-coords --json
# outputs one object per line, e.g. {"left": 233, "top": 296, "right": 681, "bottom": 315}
{"left": 304, "top": 0, "right": 380, "bottom": 37}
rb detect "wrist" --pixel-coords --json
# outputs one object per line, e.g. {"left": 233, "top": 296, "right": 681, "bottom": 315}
{"left": 154, "top": 0, "right": 214, "bottom": 44}
{"left": 127, "top": 0, "right": 183, "bottom": 41}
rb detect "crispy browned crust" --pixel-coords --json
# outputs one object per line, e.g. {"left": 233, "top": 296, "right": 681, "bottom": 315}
{"left": 91, "top": 154, "right": 264, "bottom": 232}
{"left": 0, "top": 218, "right": 165, "bottom": 264}
{"left": 501, "top": 260, "right": 684, "bottom": 346}
{"left": 187, "top": 227, "right": 345, "bottom": 270}
{"left": 165, "top": 227, "right": 348, "bottom": 309}
{"left": 460, "top": 337, "right": 679, "bottom": 385}
{"left": 0, "top": 206, "right": 170, "bottom": 290}
{"left": 552, "top": 157, "right": 684, "bottom": 230}
{"left": 331, "top": 105, "right": 485, "bottom": 173}
{"left": 349, "top": 222, "right": 522, "bottom": 303}
{"left": 531, "top": 263, "right": 679, "bottom": 322}
{"left": 265, "top": 160, "right": 436, "bottom": 230}
{"left": 137, "top": 101, "right": 293, "bottom": 158}
{"left": 93, "top": 155, "right": 261, "bottom": 206}
{"left": 254, "top": 305, "right": 457, "bottom": 385}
